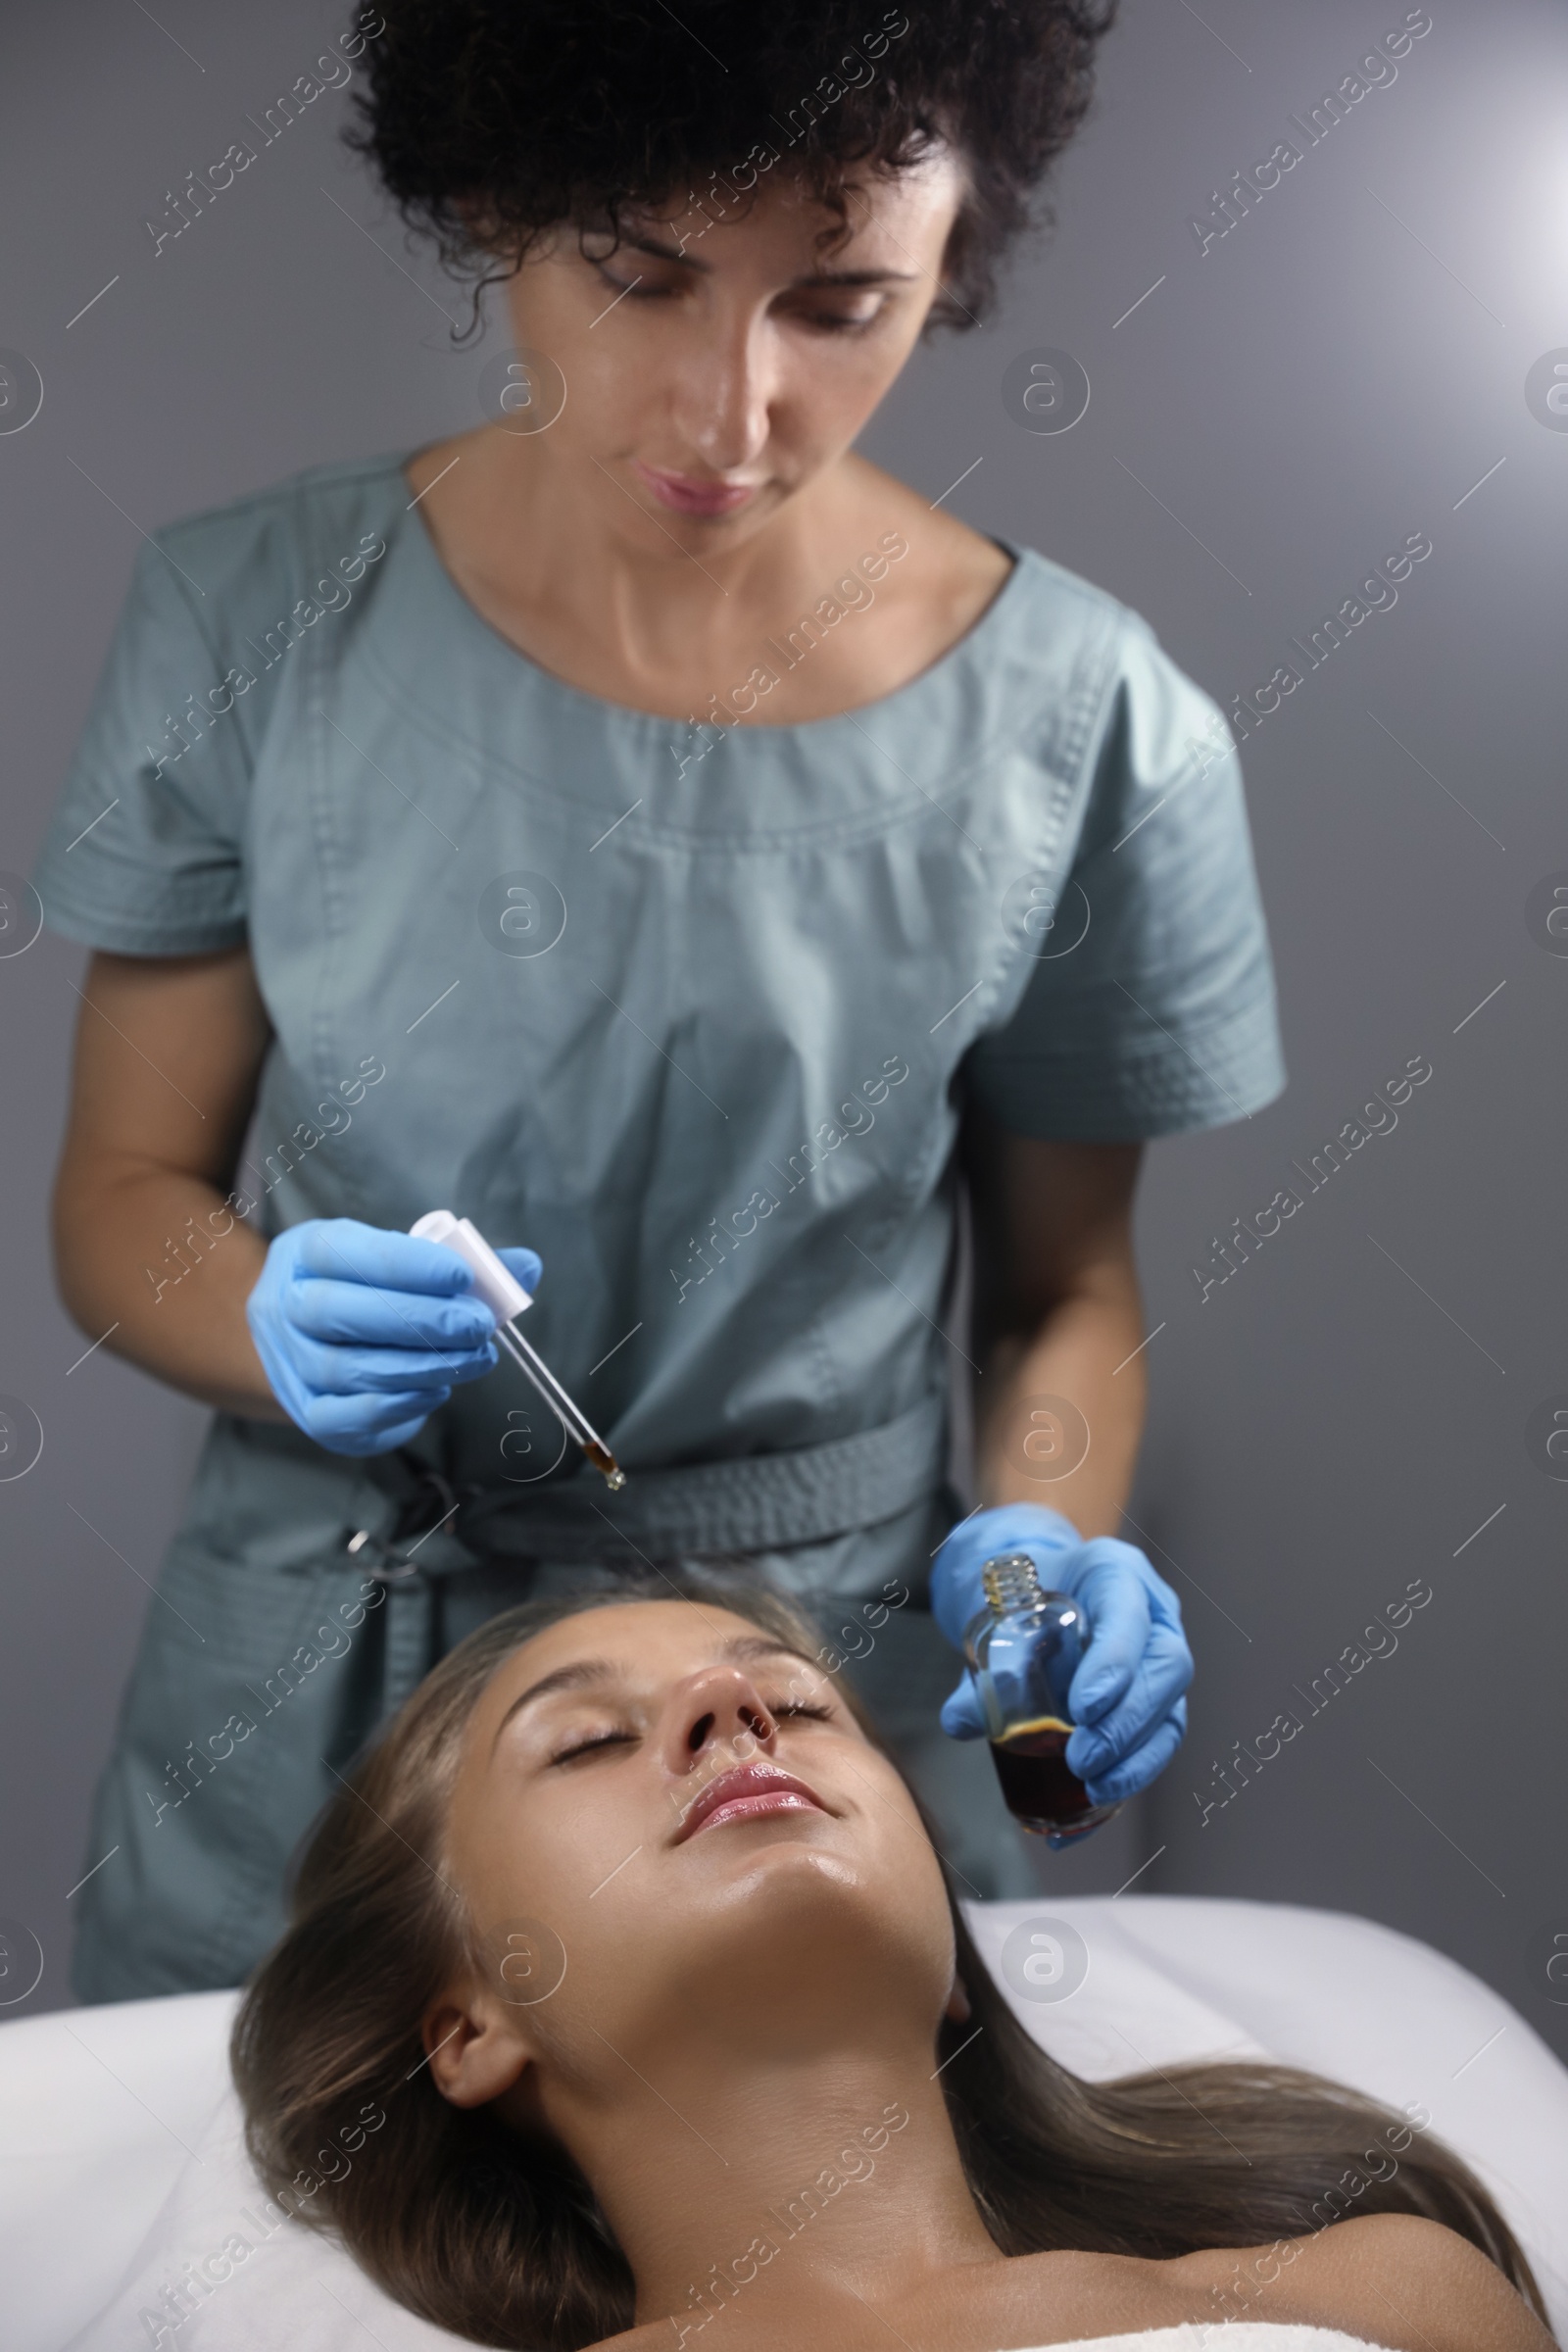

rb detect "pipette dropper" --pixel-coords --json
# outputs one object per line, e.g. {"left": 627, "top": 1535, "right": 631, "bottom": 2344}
{"left": 410, "top": 1211, "right": 627, "bottom": 1491}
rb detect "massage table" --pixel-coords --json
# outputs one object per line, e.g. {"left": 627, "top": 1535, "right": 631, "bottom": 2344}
{"left": 3, "top": 1895, "right": 1564, "bottom": 2350}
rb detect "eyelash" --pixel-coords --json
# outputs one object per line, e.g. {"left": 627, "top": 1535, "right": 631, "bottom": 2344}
{"left": 595, "top": 269, "right": 883, "bottom": 335}
{"left": 550, "top": 1728, "right": 632, "bottom": 1765}
{"left": 549, "top": 1696, "right": 833, "bottom": 1765}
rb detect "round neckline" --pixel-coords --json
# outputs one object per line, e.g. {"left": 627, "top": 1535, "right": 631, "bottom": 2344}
{"left": 393, "top": 450, "right": 1031, "bottom": 744}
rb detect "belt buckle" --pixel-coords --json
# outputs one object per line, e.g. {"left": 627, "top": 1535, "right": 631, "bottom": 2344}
{"left": 345, "top": 1528, "right": 421, "bottom": 1583}
{"left": 345, "top": 1467, "right": 459, "bottom": 1583}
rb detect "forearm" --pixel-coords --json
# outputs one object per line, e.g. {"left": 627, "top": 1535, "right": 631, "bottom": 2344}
{"left": 974, "top": 1271, "right": 1147, "bottom": 1537}
{"left": 54, "top": 1161, "right": 285, "bottom": 1419}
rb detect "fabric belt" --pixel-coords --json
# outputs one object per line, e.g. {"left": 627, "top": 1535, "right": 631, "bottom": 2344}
{"left": 343, "top": 1393, "right": 950, "bottom": 1718}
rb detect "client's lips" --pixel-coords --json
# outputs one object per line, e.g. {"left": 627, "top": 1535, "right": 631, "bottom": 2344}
{"left": 675, "top": 1761, "right": 828, "bottom": 1841}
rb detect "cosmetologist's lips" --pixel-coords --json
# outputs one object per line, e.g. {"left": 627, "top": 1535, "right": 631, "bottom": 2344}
{"left": 631, "top": 461, "right": 759, "bottom": 515}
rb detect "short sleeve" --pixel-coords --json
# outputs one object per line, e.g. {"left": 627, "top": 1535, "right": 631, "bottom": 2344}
{"left": 966, "top": 614, "right": 1286, "bottom": 1141}
{"left": 30, "top": 538, "right": 253, "bottom": 955}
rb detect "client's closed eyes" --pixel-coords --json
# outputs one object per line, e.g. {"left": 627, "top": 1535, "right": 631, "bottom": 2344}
{"left": 549, "top": 1728, "right": 636, "bottom": 1766}
{"left": 549, "top": 1694, "right": 837, "bottom": 1767}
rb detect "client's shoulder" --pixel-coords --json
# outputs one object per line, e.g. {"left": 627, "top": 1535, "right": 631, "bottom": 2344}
{"left": 585, "top": 2226, "right": 1551, "bottom": 2352}
{"left": 1163, "top": 2214, "right": 1553, "bottom": 2352}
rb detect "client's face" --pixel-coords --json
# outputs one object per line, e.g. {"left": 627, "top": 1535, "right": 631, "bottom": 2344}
{"left": 434, "top": 1599, "right": 956, "bottom": 2101}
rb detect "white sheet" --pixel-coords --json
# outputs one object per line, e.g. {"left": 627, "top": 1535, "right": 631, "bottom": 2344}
{"left": 0, "top": 1896, "right": 1561, "bottom": 2351}
{"left": 1013, "top": 2334, "right": 1386, "bottom": 2350}
{"left": 1014, "top": 2335, "right": 1386, "bottom": 2350}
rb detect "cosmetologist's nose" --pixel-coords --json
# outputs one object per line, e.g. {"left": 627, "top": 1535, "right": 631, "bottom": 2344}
{"left": 668, "top": 313, "right": 774, "bottom": 473}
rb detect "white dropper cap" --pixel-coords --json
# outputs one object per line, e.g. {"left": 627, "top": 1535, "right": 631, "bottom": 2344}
{"left": 410, "top": 1209, "right": 533, "bottom": 1323}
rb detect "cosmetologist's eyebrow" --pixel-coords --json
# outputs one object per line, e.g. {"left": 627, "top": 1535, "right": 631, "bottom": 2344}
{"left": 615, "top": 233, "right": 916, "bottom": 289}
{"left": 488, "top": 1635, "right": 819, "bottom": 1758}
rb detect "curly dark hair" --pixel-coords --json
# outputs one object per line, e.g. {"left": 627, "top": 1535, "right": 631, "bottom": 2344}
{"left": 346, "top": 0, "right": 1119, "bottom": 336}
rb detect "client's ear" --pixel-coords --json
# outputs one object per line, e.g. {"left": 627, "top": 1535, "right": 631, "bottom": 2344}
{"left": 944, "top": 1974, "right": 972, "bottom": 2026}
{"left": 421, "top": 1994, "right": 533, "bottom": 2110}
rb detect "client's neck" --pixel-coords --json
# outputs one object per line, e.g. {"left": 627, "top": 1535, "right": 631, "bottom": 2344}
{"left": 557, "top": 2024, "right": 1001, "bottom": 2339}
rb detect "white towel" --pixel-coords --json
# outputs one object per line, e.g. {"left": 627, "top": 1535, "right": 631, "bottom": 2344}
{"left": 1007, "top": 2329, "right": 1389, "bottom": 2349}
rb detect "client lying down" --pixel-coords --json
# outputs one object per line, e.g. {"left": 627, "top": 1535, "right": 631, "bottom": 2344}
{"left": 231, "top": 1573, "right": 1552, "bottom": 2352}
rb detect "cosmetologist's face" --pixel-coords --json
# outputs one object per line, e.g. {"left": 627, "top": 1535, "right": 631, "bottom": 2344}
{"left": 435, "top": 1599, "right": 955, "bottom": 2091}
{"left": 497, "top": 153, "right": 966, "bottom": 547}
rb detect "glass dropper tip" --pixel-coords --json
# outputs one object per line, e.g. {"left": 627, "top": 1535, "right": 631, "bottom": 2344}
{"left": 582, "top": 1438, "right": 627, "bottom": 1492}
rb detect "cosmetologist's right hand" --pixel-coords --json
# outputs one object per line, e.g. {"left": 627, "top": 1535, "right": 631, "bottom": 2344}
{"left": 245, "top": 1218, "right": 542, "bottom": 1456}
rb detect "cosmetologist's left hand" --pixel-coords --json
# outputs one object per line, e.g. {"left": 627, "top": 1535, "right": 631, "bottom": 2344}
{"left": 930, "top": 1501, "right": 1193, "bottom": 1808}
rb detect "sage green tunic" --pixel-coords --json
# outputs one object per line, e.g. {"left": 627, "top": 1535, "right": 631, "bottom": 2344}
{"left": 32, "top": 452, "right": 1284, "bottom": 1997}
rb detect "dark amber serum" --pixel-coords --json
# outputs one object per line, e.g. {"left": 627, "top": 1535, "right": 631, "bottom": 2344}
{"left": 989, "top": 1715, "right": 1100, "bottom": 1834}
{"left": 962, "top": 1554, "right": 1121, "bottom": 1848}
{"left": 584, "top": 1439, "right": 627, "bottom": 1493}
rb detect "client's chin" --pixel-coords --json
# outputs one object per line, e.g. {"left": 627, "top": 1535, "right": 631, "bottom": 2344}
{"left": 654, "top": 1805, "right": 955, "bottom": 2056}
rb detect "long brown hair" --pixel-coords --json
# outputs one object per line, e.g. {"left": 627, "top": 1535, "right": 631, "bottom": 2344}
{"left": 230, "top": 1568, "right": 1545, "bottom": 2348}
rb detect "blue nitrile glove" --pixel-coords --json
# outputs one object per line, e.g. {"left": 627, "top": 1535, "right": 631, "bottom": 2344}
{"left": 931, "top": 1502, "right": 1193, "bottom": 1809}
{"left": 246, "top": 1217, "right": 543, "bottom": 1456}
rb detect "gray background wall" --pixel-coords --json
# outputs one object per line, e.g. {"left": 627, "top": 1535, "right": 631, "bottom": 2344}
{"left": 2, "top": 0, "right": 1564, "bottom": 2062}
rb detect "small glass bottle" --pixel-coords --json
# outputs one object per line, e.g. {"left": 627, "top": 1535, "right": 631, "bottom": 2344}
{"left": 963, "top": 1553, "right": 1121, "bottom": 1848}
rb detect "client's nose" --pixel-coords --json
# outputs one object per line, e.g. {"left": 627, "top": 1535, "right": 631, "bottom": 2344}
{"left": 662, "top": 1663, "right": 777, "bottom": 1774}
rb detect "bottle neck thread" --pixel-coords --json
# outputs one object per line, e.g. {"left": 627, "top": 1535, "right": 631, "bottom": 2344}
{"left": 981, "top": 1554, "right": 1047, "bottom": 1618}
